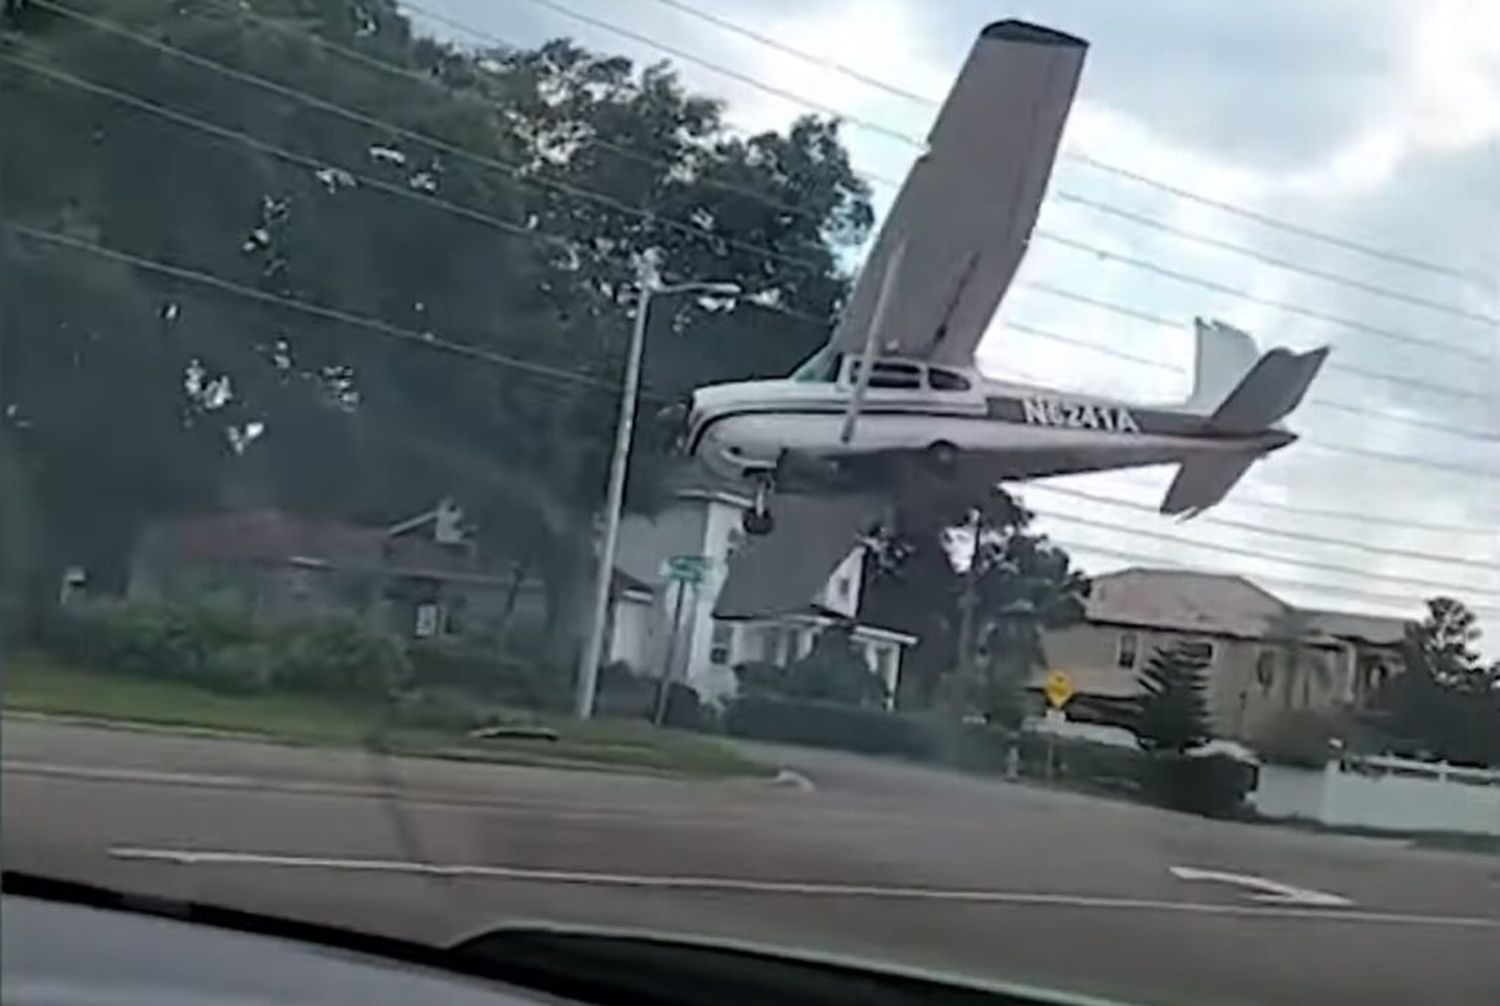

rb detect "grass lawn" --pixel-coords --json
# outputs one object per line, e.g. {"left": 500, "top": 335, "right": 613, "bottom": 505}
{"left": 3, "top": 654, "right": 765, "bottom": 778}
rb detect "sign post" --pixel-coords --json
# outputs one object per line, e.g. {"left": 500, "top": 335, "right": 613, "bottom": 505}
{"left": 652, "top": 556, "right": 709, "bottom": 725}
{"left": 1041, "top": 670, "right": 1076, "bottom": 781}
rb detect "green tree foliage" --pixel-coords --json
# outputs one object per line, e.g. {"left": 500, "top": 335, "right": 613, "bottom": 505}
{"left": 1368, "top": 597, "right": 1499, "bottom": 766}
{"left": 1134, "top": 643, "right": 1211, "bottom": 755}
{"left": 1, "top": 0, "right": 872, "bottom": 659}
{"left": 863, "top": 487, "right": 1088, "bottom": 718}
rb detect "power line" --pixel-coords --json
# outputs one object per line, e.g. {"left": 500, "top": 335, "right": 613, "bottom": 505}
{"left": 1026, "top": 482, "right": 1495, "bottom": 556}
{"left": 14, "top": 49, "right": 1488, "bottom": 482}
{"left": 1003, "top": 319, "right": 1497, "bottom": 443}
{"left": 199, "top": 0, "right": 833, "bottom": 231}
{"left": 8, "top": 218, "right": 1492, "bottom": 601}
{"left": 0, "top": 219, "right": 631, "bottom": 395}
{"left": 1036, "top": 231, "right": 1490, "bottom": 361}
{"left": 625, "top": 0, "right": 1492, "bottom": 289}
{"left": 19, "top": 9, "right": 1493, "bottom": 473}
{"left": 80, "top": 0, "right": 1490, "bottom": 407}
{"left": 1056, "top": 540, "right": 1498, "bottom": 615}
{"left": 1024, "top": 480, "right": 1490, "bottom": 537}
{"left": 1032, "top": 509, "right": 1498, "bottom": 595}
{"left": 1051, "top": 192, "right": 1500, "bottom": 326}
{"left": 500, "top": 0, "right": 923, "bottom": 148}
{"left": 30, "top": 0, "right": 830, "bottom": 278}
{"left": 1021, "top": 286, "right": 1489, "bottom": 402}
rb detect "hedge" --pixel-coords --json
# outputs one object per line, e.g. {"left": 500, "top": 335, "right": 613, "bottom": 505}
{"left": 39, "top": 603, "right": 407, "bottom": 697}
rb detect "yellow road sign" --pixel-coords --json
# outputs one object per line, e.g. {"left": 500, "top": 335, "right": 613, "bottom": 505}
{"left": 1043, "top": 670, "right": 1076, "bottom": 709}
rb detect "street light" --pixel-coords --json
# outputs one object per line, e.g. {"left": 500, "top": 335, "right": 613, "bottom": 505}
{"left": 574, "top": 278, "right": 741, "bottom": 719}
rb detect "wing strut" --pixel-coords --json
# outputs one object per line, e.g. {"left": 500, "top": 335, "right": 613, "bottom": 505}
{"left": 839, "top": 241, "right": 907, "bottom": 445}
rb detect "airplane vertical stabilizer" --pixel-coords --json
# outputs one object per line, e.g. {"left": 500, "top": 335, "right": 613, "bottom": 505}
{"left": 1183, "top": 319, "right": 1260, "bottom": 414}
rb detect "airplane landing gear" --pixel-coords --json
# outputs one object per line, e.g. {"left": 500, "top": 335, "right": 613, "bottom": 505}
{"left": 743, "top": 471, "right": 776, "bottom": 536}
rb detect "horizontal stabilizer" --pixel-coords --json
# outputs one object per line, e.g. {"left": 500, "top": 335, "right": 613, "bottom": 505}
{"left": 1161, "top": 452, "right": 1259, "bottom": 519}
{"left": 1207, "top": 346, "right": 1329, "bottom": 435}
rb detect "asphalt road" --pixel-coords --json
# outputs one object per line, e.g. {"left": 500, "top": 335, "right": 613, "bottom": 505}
{"left": 4, "top": 719, "right": 1498, "bottom": 1005}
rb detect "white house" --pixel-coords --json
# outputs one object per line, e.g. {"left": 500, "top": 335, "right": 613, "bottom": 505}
{"left": 607, "top": 475, "right": 914, "bottom": 706}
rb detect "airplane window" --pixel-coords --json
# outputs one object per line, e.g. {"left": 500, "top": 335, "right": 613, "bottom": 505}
{"left": 849, "top": 361, "right": 923, "bottom": 389}
{"left": 928, "top": 368, "right": 972, "bottom": 391}
{"left": 790, "top": 347, "right": 841, "bottom": 382}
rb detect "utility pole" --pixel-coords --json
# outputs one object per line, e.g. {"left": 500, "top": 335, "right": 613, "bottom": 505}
{"left": 573, "top": 278, "right": 739, "bottom": 719}
{"left": 951, "top": 507, "right": 984, "bottom": 717}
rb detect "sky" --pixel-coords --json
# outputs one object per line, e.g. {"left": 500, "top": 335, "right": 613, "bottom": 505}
{"left": 403, "top": 0, "right": 1499, "bottom": 652}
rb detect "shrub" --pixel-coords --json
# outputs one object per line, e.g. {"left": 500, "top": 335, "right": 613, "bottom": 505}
{"left": 1253, "top": 709, "right": 1341, "bottom": 768}
{"left": 725, "top": 696, "right": 934, "bottom": 758}
{"left": 201, "top": 642, "right": 276, "bottom": 694}
{"left": 270, "top": 617, "right": 408, "bottom": 697}
{"left": 1141, "top": 752, "right": 1256, "bottom": 817}
{"left": 781, "top": 626, "right": 888, "bottom": 708}
{"left": 407, "top": 640, "right": 569, "bottom": 710}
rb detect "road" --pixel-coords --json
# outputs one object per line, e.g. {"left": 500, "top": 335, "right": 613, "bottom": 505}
{"left": 4, "top": 719, "right": 1498, "bottom": 1005}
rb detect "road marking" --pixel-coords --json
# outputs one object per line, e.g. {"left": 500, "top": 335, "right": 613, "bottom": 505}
{"left": 109, "top": 847, "right": 1497, "bottom": 929}
{"left": 1170, "top": 866, "right": 1354, "bottom": 907}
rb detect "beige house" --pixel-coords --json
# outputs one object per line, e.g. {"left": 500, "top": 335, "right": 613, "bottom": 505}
{"left": 1038, "top": 568, "right": 1407, "bottom": 740}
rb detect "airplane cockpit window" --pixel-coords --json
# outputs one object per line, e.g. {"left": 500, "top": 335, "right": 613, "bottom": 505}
{"left": 847, "top": 360, "right": 924, "bottom": 389}
{"left": 790, "top": 347, "right": 841, "bottom": 383}
{"left": 928, "top": 368, "right": 973, "bottom": 391}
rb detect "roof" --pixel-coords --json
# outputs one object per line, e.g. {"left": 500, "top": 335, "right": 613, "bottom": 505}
{"left": 1302, "top": 609, "right": 1409, "bottom": 647}
{"left": 1084, "top": 568, "right": 1289, "bottom": 639}
{"left": 154, "top": 509, "right": 485, "bottom": 579}
{"left": 1082, "top": 568, "right": 1412, "bottom": 646}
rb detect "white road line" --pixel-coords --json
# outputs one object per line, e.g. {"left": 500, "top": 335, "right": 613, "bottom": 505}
{"left": 109, "top": 847, "right": 1499, "bottom": 930}
{"left": 1170, "top": 866, "right": 1354, "bottom": 907}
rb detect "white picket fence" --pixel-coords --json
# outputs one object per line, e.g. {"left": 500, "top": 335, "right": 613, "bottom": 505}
{"left": 1252, "top": 755, "right": 1500, "bottom": 836}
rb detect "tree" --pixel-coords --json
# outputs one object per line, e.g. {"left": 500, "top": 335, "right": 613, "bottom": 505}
{"left": 1264, "top": 608, "right": 1331, "bottom": 710}
{"left": 2, "top": 1, "right": 873, "bottom": 664}
{"left": 1368, "top": 597, "right": 1499, "bottom": 766}
{"left": 862, "top": 487, "right": 1089, "bottom": 719}
{"left": 1134, "top": 643, "right": 1211, "bottom": 755}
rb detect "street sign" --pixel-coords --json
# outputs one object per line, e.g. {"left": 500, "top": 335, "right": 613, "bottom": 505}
{"left": 661, "top": 554, "right": 709, "bottom": 584}
{"left": 1043, "top": 669, "right": 1076, "bottom": 709}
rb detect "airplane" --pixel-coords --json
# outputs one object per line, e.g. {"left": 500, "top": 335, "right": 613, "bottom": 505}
{"left": 680, "top": 20, "right": 1328, "bottom": 616}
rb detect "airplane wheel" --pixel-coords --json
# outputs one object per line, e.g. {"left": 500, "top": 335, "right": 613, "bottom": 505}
{"left": 743, "top": 509, "right": 775, "bottom": 537}
{"left": 926, "top": 440, "right": 960, "bottom": 476}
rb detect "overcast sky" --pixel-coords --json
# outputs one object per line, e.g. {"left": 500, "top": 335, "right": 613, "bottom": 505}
{"left": 407, "top": 0, "right": 1499, "bottom": 652}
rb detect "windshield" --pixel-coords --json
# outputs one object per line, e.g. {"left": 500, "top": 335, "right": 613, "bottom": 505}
{"left": 3, "top": 3, "right": 1498, "bottom": 1006}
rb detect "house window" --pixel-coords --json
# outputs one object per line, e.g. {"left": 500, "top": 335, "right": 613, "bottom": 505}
{"left": 710, "top": 621, "right": 733, "bottom": 665}
{"left": 1177, "top": 639, "right": 1216, "bottom": 667}
{"left": 834, "top": 575, "right": 851, "bottom": 602}
{"left": 414, "top": 602, "right": 440, "bottom": 639}
{"left": 1116, "top": 631, "right": 1138, "bottom": 669}
{"left": 443, "top": 596, "right": 467, "bottom": 637}
{"left": 1255, "top": 649, "right": 1276, "bottom": 694}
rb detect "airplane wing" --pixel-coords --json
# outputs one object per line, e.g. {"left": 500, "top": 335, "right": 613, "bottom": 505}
{"left": 828, "top": 22, "right": 1087, "bottom": 367}
{"left": 712, "top": 493, "right": 888, "bottom": 619}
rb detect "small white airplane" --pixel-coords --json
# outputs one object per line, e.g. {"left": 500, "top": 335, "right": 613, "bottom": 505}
{"left": 681, "top": 21, "right": 1328, "bottom": 616}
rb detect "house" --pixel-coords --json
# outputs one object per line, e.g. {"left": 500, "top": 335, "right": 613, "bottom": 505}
{"left": 1037, "top": 568, "right": 1407, "bottom": 739}
{"left": 607, "top": 474, "right": 915, "bottom": 705}
{"left": 127, "top": 501, "right": 536, "bottom": 642}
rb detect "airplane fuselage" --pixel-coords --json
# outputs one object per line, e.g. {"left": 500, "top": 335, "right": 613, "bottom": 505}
{"left": 686, "top": 368, "right": 1294, "bottom": 487}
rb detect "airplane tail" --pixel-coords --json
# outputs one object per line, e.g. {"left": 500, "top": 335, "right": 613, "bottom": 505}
{"left": 1163, "top": 326, "right": 1329, "bottom": 517}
